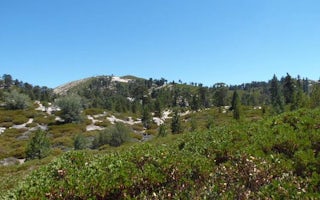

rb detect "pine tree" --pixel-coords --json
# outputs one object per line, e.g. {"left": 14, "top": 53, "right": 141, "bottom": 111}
{"left": 171, "top": 110, "right": 182, "bottom": 134}
{"left": 141, "top": 106, "right": 152, "bottom": 129}
{"left": 231, "top": 90, "right": 241, "bottom": 120}
{"left": 283, "top": 73, "right": 295, "bottom": 104}
{"left": 154, "top": 98, "right": 162, "bottom": 118}
{"left": 26, "top": 129, "right": 51, "bottom": 160}
{"left": 74, "top": 134, "right": 87, "bottom": 150}
{"left": 191, "top": 95, "right": 200, "bottom": 111}
{"left": 270, "top": 75, "right": 285, "bottom": 114}
{"left": 158, "top": 124, "right": 167, "bottom": 137}
{"left": 310, "top": 83, "right": 320, "bottom": 108}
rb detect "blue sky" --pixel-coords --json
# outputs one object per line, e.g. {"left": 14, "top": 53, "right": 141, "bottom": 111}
{"left": 1, "top": 0, "right": 320, "bottom": 88}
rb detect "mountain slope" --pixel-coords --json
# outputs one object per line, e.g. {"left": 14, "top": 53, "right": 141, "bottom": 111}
{"left": 4, "top": 108, "right": 320, "bottom": 199}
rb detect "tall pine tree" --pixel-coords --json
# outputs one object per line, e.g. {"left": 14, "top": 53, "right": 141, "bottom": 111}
{"left": 171, "top": 110, "right": 182, "bottom": 134}
{"left": 283, "top": 73, "right": 295, "bottom": 104}
{"left": 270, "top": 75, "right": 284, "bottom": 114}
{"left": 231, "top": 90, "right": 241, "bottom": 120}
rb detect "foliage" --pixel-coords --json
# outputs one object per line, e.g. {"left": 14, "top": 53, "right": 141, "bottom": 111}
{"left": 158, "top": 124, "right": 167, "bottom": 137}
{"left": 55, "top": 94, "right": 84, "bottom": 123}
{"left": 74, "top": 134, "right": 87, "bottom": 150}
{"left": 171, "top": 110, "right": 182, "bottom": 134}
{"left": 93, "top": 123, "right": 131, "bottom": 148}
{"left": 4, "top": 90, "right": 31, "bottom": 110}
{"left": 2, "top": 108, "right": 320, "bottom": 199}
{"left": 25, "top": 129, "right": 51, "bottom": 160}
{"left": 270, "top": 75, "right": 285, "bottom": 114}
{"left": 231, "top": 90, "right": 241, "bottom": 120}
{"left": 141, "top": 106, "right": 152, "bottom": 129}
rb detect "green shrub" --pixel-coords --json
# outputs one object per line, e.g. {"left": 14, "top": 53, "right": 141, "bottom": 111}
{"left": 49, "top": 123, "right": 86, "bottom": 138}
{"left": 26, "top": 122, "right": 38, "bottom": 128}
{"left": 34, "top": 115, "right": 55, "bottom": 125}
{"left": 0, "top": 115, "right": 13, "bottom": 123}
{"left": 12, "top": 116, "right": 29, "bottom": 125}
{"left": 52, "top": 137, "right": 74, "bottom": 148}
{"left": 130, "top": 133, "right": 143, "bottom": 140}
{"left": 94, "top": 121, "right": 111, "bottom": 127}
{"left": 93, "top": 123, "right": 131, "bottom": 148}
{"left": 55, "top": 94, "right": 84, "bottom": 123}
{"left": 25, "top": 129, "right": 51, "bottom": 160}
{"left": 0, "top": 122, "right": 14, "bottom": 128}
{"left": 83, "top": 108, "right": 105, "bottom": 115}
{"left": 145, "top": 129, "right": 157, "bottom": 136}
{"left": 132, "top": 123, "right": 144, "bottom": 131}
{"left": 4, "top": 90, "right": 31, "bottom": 110}
{"left": 74, "top": 134, "right": 87, "bottom": 150}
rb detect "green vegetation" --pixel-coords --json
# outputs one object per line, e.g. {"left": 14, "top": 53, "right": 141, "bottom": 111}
{"left": 74, "top": 134, "right": 87, "bottom": 150}
{"left": 4, "top": 90, "right": 31, "bottom": 110}
{"left": 55, "top": 94, "right": 84, "bottom": 123}
{"left": 3, "top": 108, "right": 320, "bottom": 199}
{"left": 25, "top": 129, "right": 51, "bottom": 160}
{"left": 92, "top": 123, "right": 131, "bottom": 148}
{"left": 2, "top": 73, "right": 320, "bottom": 199}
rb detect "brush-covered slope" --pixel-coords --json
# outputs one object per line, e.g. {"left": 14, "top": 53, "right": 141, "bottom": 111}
{"left": 4, "top": 108, "right": 320, "bottom": 199}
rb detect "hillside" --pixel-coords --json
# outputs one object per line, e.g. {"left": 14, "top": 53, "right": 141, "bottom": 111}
{"left": 1, "top": 73, "right": 320, "bottom": 199}
{"left": 3, "top": 108, "right": 320, "bottom": 199}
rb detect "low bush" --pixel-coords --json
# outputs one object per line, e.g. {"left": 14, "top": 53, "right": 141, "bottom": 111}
{"left": 0, "top": 122, "right": 14, "bottom": 128}
{"left": 49, "top": 123, "right": 86, "bottom": 138}
{"left": 34, "top": 115, "right": 55, "bottom": 125}
{"left": 94, "top": 120, "right": 111, "bottom": 127}
{"left": 83, "top": 108, "right": 105, "bottom": 116}
{"left": 12, "top": 116, "right": 29, "bottom": 125}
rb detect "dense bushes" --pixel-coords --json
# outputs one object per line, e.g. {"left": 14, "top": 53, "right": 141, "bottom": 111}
{"left": 4, "top": 108, "right": 320, "bottom": 199}
{"left": 4, "top": 90, "right": 31, "bottom": 110}
{"left": 92, "top": 123, "right": 131, "bottom": 148}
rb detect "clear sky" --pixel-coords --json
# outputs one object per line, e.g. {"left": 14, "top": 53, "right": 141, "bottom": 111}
{"left": 1, "top": 0, "right": 320, "bottom": 88}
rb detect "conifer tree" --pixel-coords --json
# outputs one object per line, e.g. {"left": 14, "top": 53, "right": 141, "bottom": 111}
{"left": 310, "top": 83, "right": 320, "bottom": 108}
{"left": 158, "top": 124, "right": 167, "bottom": 137}
{"left": 270, "top": 75, "right": 285, "bottom": 114}
{"left": 141, "top": 106, "right": 152, "bottom": 129}
{"left": 231, "top": 90, "right": 241, "bottom": 120}
{"left": 171, "top": 110, "right": 182, "bottom": 134}
{"left": 283, "top": 73, "right": 295, "bottom": 104}
{"left": 74, "top": 133, "right": 87, "bottom": 150}
{"left": 26, "top": 130, "right": 51, "bottom": 160}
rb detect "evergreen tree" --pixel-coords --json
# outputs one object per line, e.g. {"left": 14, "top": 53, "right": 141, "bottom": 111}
{"left": 190, "top": 116, "right": 198, "bottom": 131}
{"left": 171, "top": 110, "right": 182, "bottom": 134}
{"left": 310, "top": 83, "right": 320, "bottom": 108}
{"left": 191, "top": 95, "right": 200, "bottom": 111}
{"left": 141, "top": 106, "right": 152, "bottom": 129}
{"left": 158, "top": 124, "right": 167, "bottom": 137}
{"left": 199, "top": 85, "right": 209, "bottom": 108}
{"left": 214, "top": 83, "right": 229, "bottom": 107}
{"left": 74, "top": 134, "right": 87, "bottom": 150}
{"left": 26, "top": 129, "right": 51, "bottom": 160}
{"left": 154, "top": 98, "right": 162, "bottom": 118}
{"left": 231, "top": 90, "right": 241, "bottom": 120}
{"left": 270, "top": 75, "right": 285, "bottom": 114}
{"left": 2, "top": 74, "right": 12, "bottom": 89}
{"left": 109, "top": 123, "right": 131, "bottom": 147}
{"left": 283, "top": 73, "right": 295, "bottom": 104}
{"left": 303, "top": 78, "right": 309, "bottom": 94}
